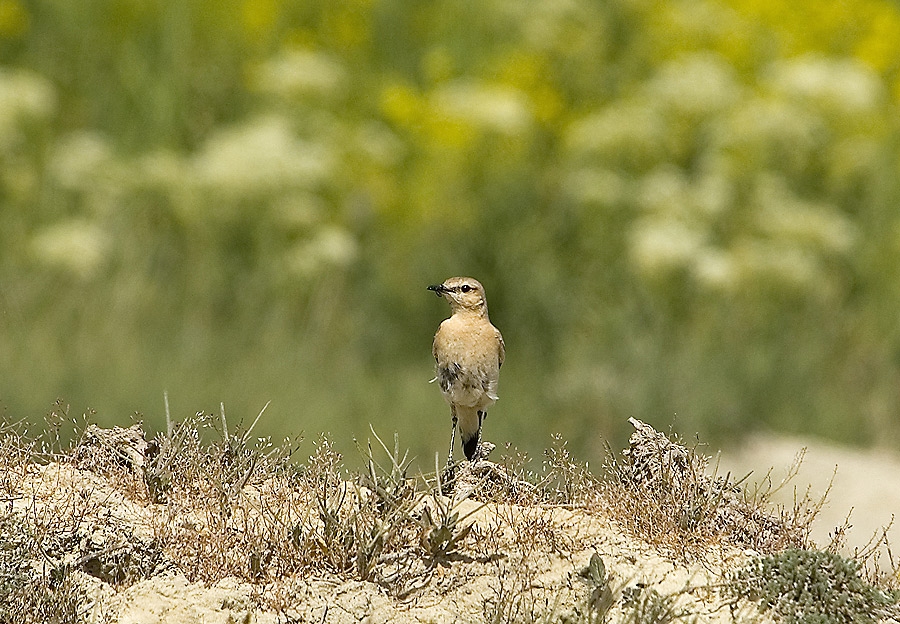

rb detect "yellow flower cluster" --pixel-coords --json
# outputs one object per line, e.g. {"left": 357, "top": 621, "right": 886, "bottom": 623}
{"left": 725, "top": 0, "right": 900, "bottom": 99}
{"left": 0, "top": 0, "right": 27, "bottom": 38}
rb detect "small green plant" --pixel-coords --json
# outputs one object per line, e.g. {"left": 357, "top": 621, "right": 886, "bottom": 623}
{"left": 418, "top": 460, "right": 484, "bottom": 566}
{"left": 357, "top": 426, "right": 417, "bottom": 513}
{"left": 620, "top": 585, "right": 686, "bottom": 624}
{"left": 725, "top": 548, "right": 900, "bottom": 624}
{"left": 418, "top": 498, "right": 475, "bottom": 565}
{"left": 578, "top": 552, "right": 618, "bottom": 622}
{"left": 143, "top": 394, "right": 203, "bottom": 504}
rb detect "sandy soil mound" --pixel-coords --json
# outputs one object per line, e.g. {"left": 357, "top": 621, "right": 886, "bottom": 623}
{"left": 7, "top": 464, "right": 760, "bottom": 623}
{"left": 1, "top": 418, "right": 896, "bottom": 623}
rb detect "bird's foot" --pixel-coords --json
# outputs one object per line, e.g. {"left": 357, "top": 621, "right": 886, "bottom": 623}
{"left": 471, "top": 441, "right": 496, "bottom": 463}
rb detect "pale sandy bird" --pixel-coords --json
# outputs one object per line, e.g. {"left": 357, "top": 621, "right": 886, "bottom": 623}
{"left": 428, "top": 277, "right": 505, "bottom": 463}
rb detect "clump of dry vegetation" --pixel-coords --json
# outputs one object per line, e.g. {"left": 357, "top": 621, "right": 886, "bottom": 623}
{"left": 0, "top": 405, "right": 897, "bottom": 624}
{"left": 600, "top": 418, "right": 818, "bottom": 556}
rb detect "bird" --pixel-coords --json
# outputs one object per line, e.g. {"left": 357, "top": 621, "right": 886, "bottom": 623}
{"left": 427, "top": 277, "right": 505, "bottom": 463}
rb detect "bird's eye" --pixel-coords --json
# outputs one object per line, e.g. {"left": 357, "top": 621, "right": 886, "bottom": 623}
{"left": 460, "top": 284, "right": 471, "bottom": 293}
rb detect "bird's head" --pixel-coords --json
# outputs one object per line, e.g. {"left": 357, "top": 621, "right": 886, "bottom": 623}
{"left": 427, "top": 276, "right": 488, "bottom": 314}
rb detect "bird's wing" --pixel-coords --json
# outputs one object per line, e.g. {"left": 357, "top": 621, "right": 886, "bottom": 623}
{"left": 496, "top": 328, "right": 505, "bottom": 369}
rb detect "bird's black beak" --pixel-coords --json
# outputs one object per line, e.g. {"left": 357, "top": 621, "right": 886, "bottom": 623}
{"left": 427, "top": 284, "right": 446, "bottom": 297}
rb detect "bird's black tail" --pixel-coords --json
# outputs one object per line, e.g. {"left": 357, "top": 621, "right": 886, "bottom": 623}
{"left": 460, "top": 409, "right": 485, "bottom": 461}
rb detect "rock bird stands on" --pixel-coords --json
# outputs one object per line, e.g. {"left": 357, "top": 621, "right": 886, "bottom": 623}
{"left": 428, "top": 277, "right": 505, "bottom": 463}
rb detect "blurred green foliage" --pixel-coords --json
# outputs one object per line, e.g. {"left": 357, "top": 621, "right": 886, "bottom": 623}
{"left": 2, "top": 0, "right": 900, "bottom": 465}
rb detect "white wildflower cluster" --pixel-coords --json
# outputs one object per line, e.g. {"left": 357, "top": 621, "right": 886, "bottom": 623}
{"left": 767, "top": 55, "right": 884, "bottom": 118}
{"left": 627, "top": 171, "right": 857, "bottom": 293}
{"left": 565, "top": 102, "right": 667, "bottom": 169}
{"left": 30, "top": 219, "right": 110, "bottom": 279}
{"left": 431, "top": 80, "right": 533, "bottom": 136}
{"left": 635, "top": 167, "right": 731, "bottom": 219}
{"left": 513, "top": 0, "right": 590, "bottom": 50}
{"left": 187, "top": 112, "right": 356, "bottom": 279}
{"left": 564, "top": 49, "right": 871, "bottom": 296}
{"left": 0, "top": 67, "right": 56, "bottom": 152}
{"left": 644, "top": 53, "right": 742, "bottom": 118}
{"left": 274, "top": 193, "right": 358, "bottom": 279}
{"left": 251, "top": 50, "right": 348, "bottom": 101}
{"left": 30, "top": 72, "right": 359, "bottom": 283}
{"left": 353, "top": 121, "right": 405, "bottom": 166}
{"left": 48, "top": 132, "right": 117, "bottom": 196}
{"left": 629, "top": 218, "right": 706, "bottom": 276}
{"left": 191, "top": 114, "right": 335, "bottom": 199}
{"left": 629, "top": 167, "right": 733, "bottom": 287}
{"left": 283, "top": 225, "right": 358, "bottom": 280}
{"left": 709, "top": 98, "right": 829, "bottom": 179}
{"left": 752, "top": 175, "right": 856, "bottom": 254}
{"left": 691, "top": 247, "right": 735, "bottom": 290}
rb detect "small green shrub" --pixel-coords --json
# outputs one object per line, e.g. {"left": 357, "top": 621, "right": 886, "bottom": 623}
{"left": 726, "top": 548, "right": 899, "bottom": 624}
{"left": 620, "top": 585, "right": 684, "bottom": 624}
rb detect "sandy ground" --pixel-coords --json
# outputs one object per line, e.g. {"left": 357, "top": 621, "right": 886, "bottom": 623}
{"left": 720, "top": 434, "right": 900, "bottom": 566}
{"left": 15, "top": 461, "right": 769, "bottom": 624}
{"left": 7, "top": 450, "right": 772, "bottom": 624}
{"left": 7, "top": 424, "right": 899, "bottom": 624}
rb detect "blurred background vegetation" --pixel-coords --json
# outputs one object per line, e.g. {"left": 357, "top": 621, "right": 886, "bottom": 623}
{"left": 2, "top": 0, "right": 900, "bottom": 467}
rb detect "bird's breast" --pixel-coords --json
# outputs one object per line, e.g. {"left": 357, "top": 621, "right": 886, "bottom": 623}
{"left": 434, "top": 317, "right": 501, "bottom": 368}
{"left": 433, "top": 315, "right": 501, "bottom": 408}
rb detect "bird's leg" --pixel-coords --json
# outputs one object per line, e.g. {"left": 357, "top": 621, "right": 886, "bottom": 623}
{"left": 473, "top": 410, "right": 485, "bottom": 461}
{"left": 447, "top": 407, "right": 458, "bottom": 467}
